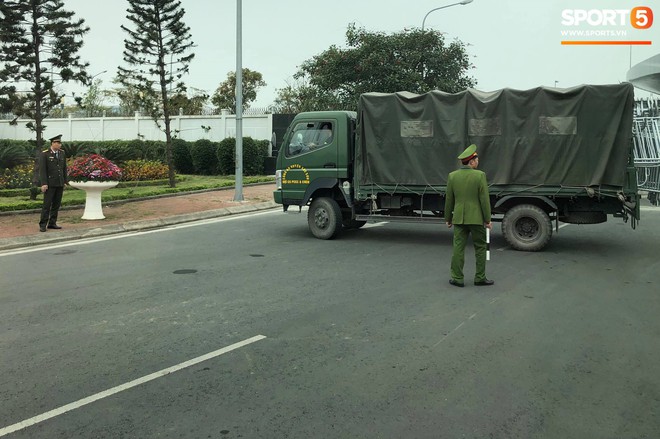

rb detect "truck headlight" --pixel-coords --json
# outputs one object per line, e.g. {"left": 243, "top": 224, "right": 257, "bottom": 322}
{"left": 275, "top": 170, "right": 282, "bottom": 189}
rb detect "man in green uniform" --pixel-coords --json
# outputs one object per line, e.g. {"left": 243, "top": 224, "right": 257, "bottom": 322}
{"left": 38, "top": 134, "right": 67, "bottom": 232}
{"left": 445, "top": 144, "right": 493, "bottom": 287}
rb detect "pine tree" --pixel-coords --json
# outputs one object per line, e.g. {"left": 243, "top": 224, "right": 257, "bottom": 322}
{"left": 118, "top": 0, "right": 195, "bottom": 188}
{"left": 0, "top": 0, "right": 89, "bottom": 173}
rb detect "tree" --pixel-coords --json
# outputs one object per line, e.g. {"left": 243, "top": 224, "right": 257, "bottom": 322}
{"left": 0, "top": 0, "right": 89, "bottom": 185}
{"left": 273, "top": 78, "right": 342, "bottom": 114}
{"left": 277, "top": 24, "right": 476, "bottom": 111}
{"left": 169, "top": 87, "right": 208, "bottom": 115}
{"left": 212, "top": 68, "right": 266, "bottom": 113}
{"left": 80, "top": 79, "right": 109, "bottom": 117}
{"left": 117, "top": 0, "right": 195, "bottom": 188}
{"left": 107, "top": 79, "right": 159, "bottom": 116}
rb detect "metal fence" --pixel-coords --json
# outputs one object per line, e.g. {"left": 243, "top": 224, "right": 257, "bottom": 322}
{"left": 633, "top": 115, "right": 660, "bottom": 205}
{"left": 633, "top": 117, "right": 660, "bottom": 166}
{"left": 634, "top": 98, "right": 660, "bottom": 117}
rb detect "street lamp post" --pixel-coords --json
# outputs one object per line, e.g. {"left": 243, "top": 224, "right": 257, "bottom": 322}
{"left": 234, "top": 0, "right": 243, "bottom": 201}
{"left": 83, "top": 70, "right": 108, "bottom": 117}
{"left": 90, "top": 70, "right": 107, "bottom": 82}
{"left": 422, "top": 0, "right": 473, "bottom": 30}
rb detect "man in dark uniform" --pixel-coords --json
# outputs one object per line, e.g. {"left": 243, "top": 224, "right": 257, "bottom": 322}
{"left": 38, "top": 134, "right": 67, "bottom": 232}
{"left": 445, "top": 144, "right": 493, "bottom": 287}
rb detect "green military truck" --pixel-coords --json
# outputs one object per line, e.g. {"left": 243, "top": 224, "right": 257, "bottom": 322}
{"left": 273, "top": 83, "right": 640, "bottom": 251}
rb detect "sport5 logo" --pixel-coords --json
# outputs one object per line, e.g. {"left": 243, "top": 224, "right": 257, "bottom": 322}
{"left": 561, "top": 7, "right": 653, "bottom": 29}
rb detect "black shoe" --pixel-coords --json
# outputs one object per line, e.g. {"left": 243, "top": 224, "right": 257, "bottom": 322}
{"left": 39, "top": 226, "right": 47, "bottom": 232}
{"left": 475, "top": 279, "right": 494, "bottom": 286}
{"left": 47, "top": 224, "right": 62, "bottom": 229}
{"left": 449, "top": 279, "right": 464, "bottom": 288}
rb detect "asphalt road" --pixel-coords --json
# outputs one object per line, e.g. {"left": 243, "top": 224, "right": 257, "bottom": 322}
{"left": 1, "top": 207, "right": 659, "bottom": 438}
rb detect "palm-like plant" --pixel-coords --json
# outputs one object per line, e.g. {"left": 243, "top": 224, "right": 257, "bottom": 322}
{"left": 0, "top": 141, "right": 31, "bottom": 169}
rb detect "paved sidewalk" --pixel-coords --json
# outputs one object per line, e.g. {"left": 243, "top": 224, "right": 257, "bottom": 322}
{"left": 0, "top": 183, "right": 278, "bottom": 251}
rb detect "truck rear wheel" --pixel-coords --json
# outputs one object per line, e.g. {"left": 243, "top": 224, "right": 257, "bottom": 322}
{"left": 308, "top": 197, "right": 342, "bottom": 239}
{"left": 502, "top": 204, "right": 552, "bottom": 251}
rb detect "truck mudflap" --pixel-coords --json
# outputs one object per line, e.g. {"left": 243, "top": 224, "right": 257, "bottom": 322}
{"left": 617, "top": 191, "right": 639, "bottom": 229}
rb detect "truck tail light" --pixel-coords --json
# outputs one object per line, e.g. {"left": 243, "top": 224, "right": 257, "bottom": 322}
{"left": 275, "top": 170, "right": 282, "bottom": 189}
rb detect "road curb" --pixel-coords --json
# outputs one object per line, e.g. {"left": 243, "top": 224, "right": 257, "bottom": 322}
{"left": 0, "top": 201, "right": 279, "bottom": 252}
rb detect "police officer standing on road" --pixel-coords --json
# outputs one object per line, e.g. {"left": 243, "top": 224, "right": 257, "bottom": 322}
{"left": 445, "top": 144, "right": 494, "bottom": 287}
{"left": 38, "top": 134, "right": 67, "bottom": 232}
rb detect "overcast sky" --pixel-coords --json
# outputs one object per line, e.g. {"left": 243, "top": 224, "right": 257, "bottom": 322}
{"left": 61, "top": 0, "right": 659, "bottom": 107}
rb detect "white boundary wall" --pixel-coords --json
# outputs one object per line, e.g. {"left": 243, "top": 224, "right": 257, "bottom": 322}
{"left": 0, "top": 110, "right": 273, "bottom": 143}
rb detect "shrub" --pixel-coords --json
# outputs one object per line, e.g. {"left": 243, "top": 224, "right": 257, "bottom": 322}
{"left": 216, "top": 137, "right": 235, "bottom": 175}
{"left": 172, "top": 138, "right": 194, "bottom": 174}
{"left": 0, "top": 140, "right": 32, "bottom": 169}
{"left": 62, "top": 142, "right": 94, "bottom": 158}
{"left": 0, "top": 164, "right": 33, "bottom": 189}
{"left": 248, "top": 139, "right": 269, "bottom": 175}
{"left": 190, "top": 139, "right": 218, "bottom": 175}
{"left": 144, "top": 140, "right": 167, "bottom": 162}
{"left": 94, "top": 140, "right": 142, "bottom": 164}
{"left": 216, "top": 137, "right": 267, "bottom": 176}
{"left": 121, "top": 159, "right": 170, "bottom": 181}
{"left": 129, "top": 140, "right": 167, "bottom": 161}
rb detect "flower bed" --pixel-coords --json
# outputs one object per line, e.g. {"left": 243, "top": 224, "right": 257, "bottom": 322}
{"left": 0, "top": 164, "right": 33, "bottom": 189}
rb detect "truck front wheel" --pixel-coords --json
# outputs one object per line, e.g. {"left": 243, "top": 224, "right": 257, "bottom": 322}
{"left": 502, "top": 204, "right": 552, "bottom": 251}
{"left": 308, "top": 197, "right": 342, "bottom": 239}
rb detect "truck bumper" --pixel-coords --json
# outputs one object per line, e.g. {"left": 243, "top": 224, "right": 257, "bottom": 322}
{"left": 273, "top": 190, "right": 283, "bottom": 204}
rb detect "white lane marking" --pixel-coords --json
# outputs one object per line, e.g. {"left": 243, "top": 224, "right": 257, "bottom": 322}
{"left": 434, "top": 302, "right": 499, "bottom": 347}
{"left": 0, "top": 335, "right": 267, "bottom": 437}
{"left": 433, "top": 320, "right": 468, "bottom": 347}
{"left": 0, "top": 210, "right": 280, "bottom": 257}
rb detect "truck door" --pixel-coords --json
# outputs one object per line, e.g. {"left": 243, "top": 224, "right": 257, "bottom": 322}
{"left": 279, "top": 119, "right": 338, "bottom": 204}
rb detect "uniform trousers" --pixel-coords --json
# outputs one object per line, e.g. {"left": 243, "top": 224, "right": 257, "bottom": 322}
{"left": 39, "top": 186, "right": 64, "bottom": 227}
{"left": 450, "top": 223, "right": 488, "bottom": 283}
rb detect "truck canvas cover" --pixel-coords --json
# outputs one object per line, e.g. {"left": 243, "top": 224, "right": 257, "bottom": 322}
{"left": 356, "top": 83, "right": 634, "bottom": 187}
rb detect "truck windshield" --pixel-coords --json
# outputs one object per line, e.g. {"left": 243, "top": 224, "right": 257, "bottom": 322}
{"left": 286, "top": 121, "right": 334, "bottom": 157}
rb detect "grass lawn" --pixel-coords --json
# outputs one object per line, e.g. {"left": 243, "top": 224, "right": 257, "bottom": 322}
{"left": 0, "top": 175, "right": 274, "bottom": 212}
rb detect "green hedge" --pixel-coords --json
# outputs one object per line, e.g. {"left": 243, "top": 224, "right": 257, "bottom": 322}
{"left": 172, "top": 138, "right": 194, "bottom": 173}
{"left": 0, "top": 177, "right": 187, "bottom": 196}
{"left": 216, "top": 138, "right": 235, "bottom": 175}
{"left": 216, "top": 137, "right": 267, "bottom": 176}
{"left": 2, "top": 137, "right": 270, "bottom": 178}
{"left": 190, "top": 139, "right": 218, "bottom": 175}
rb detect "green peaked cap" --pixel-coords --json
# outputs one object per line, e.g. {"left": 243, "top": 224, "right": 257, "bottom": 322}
{"left": 457, "top": 144, "right": 477, "bottom": 160}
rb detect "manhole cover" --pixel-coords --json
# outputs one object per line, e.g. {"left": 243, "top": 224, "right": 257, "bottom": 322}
{"left": 249, "top": 254, "right": 265, "bottom": 257}
{"left": 173, "top": 269, "right": 198, "bottom": 274}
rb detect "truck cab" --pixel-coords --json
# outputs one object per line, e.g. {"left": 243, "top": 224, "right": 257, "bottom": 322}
{"left": 274, "top": 111, "right": 355, "bottom": 212}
